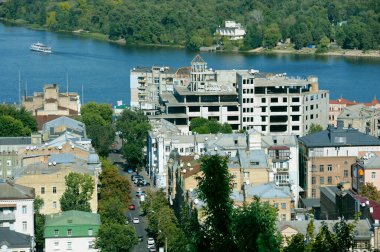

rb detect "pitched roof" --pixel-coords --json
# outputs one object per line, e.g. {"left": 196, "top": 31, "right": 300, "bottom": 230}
{"left": 364, "top": 155, "right": 380, "bottom": 169}
{"left": 0, "top": 228, "right": 32, "bottom": 248}
{"left": 191, "top": 54, "right": 206, "bottom": 64}
{"left": 299, "top": 125, "right": 380, "bottom": 148}
{"left": 0, "top": 181, "right": 35, "bottom": 200}
{"left": 237, "top": 149, "right": 268, "bottom": 169}
{"left": 329, "top": 97, "right": 357, "bottom": 106}
{"left": 42, "top": 116, "right": 86, "bottom": 137}
{"left": 45, "top": 210, "right": 100, "bottom": 227}
{"left": 245, "top": 183, "right": 292, "bottom": 199}
{"left": 48, "top": 153, "right": 76, "bottom": 164}
{"left": 353, "top": 195, "right": 380, "bottom": 221}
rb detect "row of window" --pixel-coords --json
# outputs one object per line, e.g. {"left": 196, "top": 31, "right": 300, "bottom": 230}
{"left": 273, "top": 202, "right": 287, "bottom": 209}
{"left": 54, "top": 241, "right": 94, "bottom": 250}
{"left": 54, "top": 228, "right": 93, "bottom": 237}
{"left": 312, "top": 174, "right": 349, "bottom": 185}
{"left": 315, "top": 164, "right": 346, "bottom": 173}
{"left": 242, "top": 98, "right": 254, "bottom": 103}
{"left": 0, "top": 160, "right": 12, "bottom": 166}
{"left": 305, "top": 104, "right": 319, "bottom": 111}
{"left": 305, "top": 114, "right": 319, "bottom": 120}
{"left": 41, "top": 186, "right": 57, "bottom": 194}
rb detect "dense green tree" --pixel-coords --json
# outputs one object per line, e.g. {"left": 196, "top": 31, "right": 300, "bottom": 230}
{"left": 98, "top": 197, "right": 126, "bottom": 225}
{"left": 34, "top": 197, "right": 45, "bottom": 252}
{"left": 60, "top": 172, "right": 95, "bottom": 212}
{"left": 283, "top": 233, "right": 306, "bottom": 252}
{"left": 81, "top": 102, "right": 113, "bottom": 123}
{"left": 196, "top": 155, "right": 236, "bottom": 251}
{"left": 232, "top": 198, "right": 281, "bottom": 252}
{"left": 359, "top": 182, "right": 380, "bottom": 202}
{"left": 307, "top": 123, "right": 324, "bottom": 135}
{"left": 0, "top": 115, "right": 31, "bottom": 137}
{"left": 96, "top": 223, "right": 138, "bottom": 252}
{"left": 116, "top": 109, "right": 151, "bottom": 168}
{"left": 190, "top": 118, "right": 232, "bottom": 134}
{"left": 263, "top": 23, "right": 281, "bottom": 49}
{"left": 0, "top": 105, "right": 37, "bottom": 136}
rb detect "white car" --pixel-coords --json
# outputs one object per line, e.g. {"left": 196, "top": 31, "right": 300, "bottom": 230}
{"left": 133, "top": 217, "right": 140, "bottom": 224}
{"left": 147, "top": 238, "right": 155, "bottom": 245}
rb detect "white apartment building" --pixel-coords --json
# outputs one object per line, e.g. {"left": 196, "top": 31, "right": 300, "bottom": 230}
{"left": 0, "top": 181, "right": 35, "bottom": 237}
{"left": 145, "top": 55, "right": 329, "bottom": 136}
{"left": 130, "top": 66, "right": 190, "bottom": 115}
{"left": 216, "top": 20, "right": 246, "bottom": 40}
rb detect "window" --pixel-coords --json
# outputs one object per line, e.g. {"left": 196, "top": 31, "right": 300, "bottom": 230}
{"left": 312, "top": 189, "right": 316, "bottom": 198}
{"left": 274, "top": 203, "right": 279, "bottom": 208}
{"left": 344, "top": 170, "right": 348, "bottom": 177}
{"left": 312, "top": 177, "right": 316, "bottom": 184}
{"left": 283, "top": 97, "right": 287, "bottom": 102}
{"left": 53, "top": 201, "right": 57, "bottom": 209}
{"left": 89, "top": 241, "right": 94, "bottom": 249}
{"left": 22, "top": 205, "right": 27, "bottom": 214}
{"left": 88, "top": 229, "right": 93, "bottom": 236}
{"left": 372, "top": 172, "right": 376, "bottom": 179}
{"left": 320, "top": 165, "right": 324, "bottom": 172}
{"left": 67, "top": 229, "right": 72, "bottom": 236}
{"left": 53, "top": 187, "right": 57, "bottom": 194}
{"left": 271, "top": 97, "right": 278, "bottom": 103}
{"left": 22, "top": 221, "right": 27, "bottom": 232}
{"left": 54, "top": 229, "right": 59, "bottom": 236}
{"left": 262, "top": 98, "right": 266, "bottom": 103}
{"left": 328, "top": 176, "right": 332, "bottom": 184}
{"left": 54, "top": 241, "right": 59, "bottom": 250}
{"left": 165, "top": 146, "right": 170, "bottom": 152}
{"left": 67, "top": 241, "right": 72, "bottom": 250}
{"left": 41, "top": 187, "right": 45, "bottom": 194}
{"left": 282, "top": 214, "right": 286, "bottom": 221}
{"left": 6, "top": 160, "right": 11, "bottom": 166}
{"left": 292, "top": 126, "right": 300, "bottom": 130}
{"left": 281, "top": 203, "right": 286, "bottom": 209}
{"left": 328, "top": 164, "right": 332, "bottom": 172}
{"left": 261, "top": 107, "right": 266, "bottom": 112}
{"left": 292, "top": 97, "right": 300, "bottom": 102}
{"left": 320, "top": 177, "right": 325, "bottom": 184}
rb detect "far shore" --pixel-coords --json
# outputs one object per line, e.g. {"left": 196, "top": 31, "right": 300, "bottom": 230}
{"left": 2, "top": 19, "right": 380, "bottom": 58}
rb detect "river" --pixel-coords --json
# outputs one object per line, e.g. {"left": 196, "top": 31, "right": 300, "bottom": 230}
{"left": 1, "top": 22, "right": 379, "bottom": 105}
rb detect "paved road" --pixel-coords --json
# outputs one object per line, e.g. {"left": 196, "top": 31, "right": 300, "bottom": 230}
{"left": 108, "top": 152, "right": 154, "bottom": 252}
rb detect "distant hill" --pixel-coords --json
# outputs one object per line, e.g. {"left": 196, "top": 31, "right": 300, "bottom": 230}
{"left": 0, "top": 0, "right": 379, "bottom": 51}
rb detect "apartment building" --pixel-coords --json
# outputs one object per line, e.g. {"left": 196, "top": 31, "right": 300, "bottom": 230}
{"left": 130, "top": 65, "right": 190, "bottom": 114}
{"left": 299, "top": 121, "right": 380, "bottom": 198}
{"left": 142, "top": 55, "right": 329, "bottom": 136}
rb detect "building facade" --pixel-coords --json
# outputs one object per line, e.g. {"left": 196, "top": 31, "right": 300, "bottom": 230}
{"left": 215, "top": 20, "right": 246, "bottom": 40}
{"left": 44, "top": 210, "right": 100, "bottom": 252}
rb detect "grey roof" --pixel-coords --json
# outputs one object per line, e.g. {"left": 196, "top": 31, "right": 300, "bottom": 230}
{"left": 87, "top": 149, "right": 100, "bottom": 164}
{"left": 277, "top": 219, "right": 372, "bottom": 239}
{"left": 300, "top": 198, "right": 320, "bottom": 208}
{"left": 237, "top": 149, "right": 268, "bottom": 169}
{"left": 299, "top": 125, "right": 380, "bottom": 148}
{"left": 320, "top": 186, "right": 340, "bottom": 203}
{"left": 205, "top": 133, "right": 247, "bottom": 151}
{"left": 245, "top": 183, "right": 292, "bottom": 199}
{"left": 261, "top": 134, "right": 298, "bottom": 148}
{"left": 0, "top": 228, "right": 32, "bottom": 248}
{"left": 131, "top": 66, "right": 178, "bottom": 74}
{"left": 338, "top": 104, "right": 380, "bottom": 120}
{"left": 0, "top": 137, "right": 32, "bottom": 146}
{"left": 42, "top": 116, "right": 86, "bottom": 137}
{"left": 48, "top": 153, "right": 76, "bottom": 164}
{"left": 231, "top": 190, "right": 244, "bottom": 202}
{"left": 149, "top": 119, "right": 181, "bottom": 137}
{"left": 0, "top": 181, "right": 34, "bottom": 199}
{"left": 364, "top": 155, "right": 380, "bottom": 169}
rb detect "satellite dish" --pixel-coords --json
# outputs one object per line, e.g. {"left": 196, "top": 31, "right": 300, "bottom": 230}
{"left": 53, "top": 162, "right": 56, "bottom": 166}
{"left": 194, "top": 199, "right": 199, "bottom": 205}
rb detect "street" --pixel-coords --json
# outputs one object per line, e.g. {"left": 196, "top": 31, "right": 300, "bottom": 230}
{"left": 108, "top": 152, "right": 154, "bottom": 252}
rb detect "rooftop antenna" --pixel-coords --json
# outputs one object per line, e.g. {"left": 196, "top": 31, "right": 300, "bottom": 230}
{"left": 66, "top": 69, "right": 69, "bottom": 96}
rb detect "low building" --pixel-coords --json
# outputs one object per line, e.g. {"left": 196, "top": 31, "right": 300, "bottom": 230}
{"left": 277, "top": 219, "right": 372, "bottom": 250}
{"left": 44, "top": 210, "right": 100, "bottom": 252}
{"left": 245, "top": 182, "right": 293, "bottom": 221}
{"left": 215, "top": 20, "right": 246, "bottom": 40}
{"left": 23, "top": 84, "right": 81, "bottom": 129}
{"left": 0, "top": 227, "right": 33, "bottom": 252}
{"left": 41, "top": 116, "right": 86, "bottom": 141}
{"left": 0, "top": 181, "right": 35, "bottom": 237}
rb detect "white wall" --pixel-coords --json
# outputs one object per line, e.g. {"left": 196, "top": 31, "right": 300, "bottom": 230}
{"left": 45, "top": 237, "right": 97, "bottom": 252}
{"left": 0, "top": 198, "right": 34, "bottom": 237}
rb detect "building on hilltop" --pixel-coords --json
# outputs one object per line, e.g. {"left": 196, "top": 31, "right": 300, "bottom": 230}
{"left": 215, "top": 20, "right": 246, "bottom": 40}
{"left": 299, "top": 120, "right": 380, "bottom": 199}
{"left": 0, "top": 180, "right": 35, "bottom": 237}
{"left": 44, "top": 210, "right": 100, "bottom": 252}
{"left": 145, "top": 55, "right": 329, "bottom": 136}
{"left": 23, "top": 84, "right": 81, "bottom": 129}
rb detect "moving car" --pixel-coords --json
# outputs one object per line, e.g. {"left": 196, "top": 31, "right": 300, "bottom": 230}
{"left": 128, "top": 204, "right": 136, "bottom": 210}
{"left": 133, "top": 217, "right": 140, "bottom": 224}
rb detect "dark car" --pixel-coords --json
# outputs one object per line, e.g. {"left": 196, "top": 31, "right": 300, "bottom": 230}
{"left": 128, "top": 204, "right": 136, "bottom": 210}
{"left": 138, "top": 236, "right": 143, "bottom": 242}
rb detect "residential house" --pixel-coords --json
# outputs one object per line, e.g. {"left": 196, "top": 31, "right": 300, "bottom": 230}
{"left": 44, "top": 210, "right": 100, "bottom": 252}
{"left": 245, "top": 182, "right": 293, "bottom": 221}
{"left": 299, "top": 121, "right": 380, "bottom": 198}
{"left": 277, "top": 219, "right": 372, "bottom": 250}
{"left": 23, "top": 84, "right": 81, "bottom": 129}
{"left": 0, "top": 180, "right": 34, "bottom": 236}
{"left": 0, "top": 227, "right": 33, "bottom": 252}
{"left": 215, "top": 20, "right": 246, "bottom": 40}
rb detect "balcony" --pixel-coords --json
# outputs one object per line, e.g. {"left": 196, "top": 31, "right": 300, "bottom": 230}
{"left": 0, "top": 212, "right": 15, "bottom": 222}
{"left": 138, "top": 79, "right": 146, "bottom": 84}
{"left": 138, "top": 85, "right": 146, "bottom": 90}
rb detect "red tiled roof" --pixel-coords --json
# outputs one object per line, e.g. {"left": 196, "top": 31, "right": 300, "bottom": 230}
{"left": 363, "top": 98, "right": 379, "bottom": 107}
{"left": 353, "top": 195, "right": 380, "bottom": 221}
{"left": 329, "top": 97, "right": 357, "bottom": 106}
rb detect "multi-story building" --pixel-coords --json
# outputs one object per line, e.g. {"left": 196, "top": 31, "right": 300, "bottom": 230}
{"left": 130, "top": 66, "right": 190, "bottom": 115}
{"left": 143, "top": 55, "right": 329, "bottom": 136}
{"left": 0, "top": 181, "right": 35, "bottom": 237}
{"left": 338, "top": 104, "right": 380, "bottom": 137}
{"left": 44, "top": 210, "right": 100, "bottom": 252}
{"left": 23, "top": 84, "right": 81, "bottom": 129}
{"left": 299, "top": 121, "right": 380, "bottom": 199}
{"left": 215, "top": 20, "right": 246, "bottom": 40}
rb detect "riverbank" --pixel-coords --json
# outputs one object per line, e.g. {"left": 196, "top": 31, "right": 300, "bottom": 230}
{"left": 248, "top": 46, "right": 380, "bottom": 58}
{"left": 2, "top": 19, "right": 380, "bottom": 58}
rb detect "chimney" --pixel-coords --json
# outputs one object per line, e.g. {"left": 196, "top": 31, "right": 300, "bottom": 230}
{"left": 370, "top": 207, "right": 374, "bottom": 213}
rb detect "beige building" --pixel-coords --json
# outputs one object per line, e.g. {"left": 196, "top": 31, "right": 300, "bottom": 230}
{"left": 14, "top": 159, "right": 99, "bottom": 215}
{"left": 23, "top": 84, "right": 81, "bottom": 129}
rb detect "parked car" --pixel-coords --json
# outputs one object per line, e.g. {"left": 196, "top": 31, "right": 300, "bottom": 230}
{"left": 131, "top": 174, "right": 142, "bottom": 181}
{"left": 128, "top": 204, "right": 136, "bottom": 210}
{"left": 133, "top": 217, "right": 140, "bottom": 224}
{"left": 147, "top": 244, "right": 156, "bottom": 249}
{"left": 137, "top": 180, "right": 150, "bottom": 187}
{"left": 147, "top": 238, "right": 155, "bottom": 245}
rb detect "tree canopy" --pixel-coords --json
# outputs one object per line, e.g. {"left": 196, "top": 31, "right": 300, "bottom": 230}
{"left": 359, "top": 182, "right": 380, "bottom": 202}
{"left": 0, "top": 105, "right": 37, "bottom": 137}
{"left": 60, "top": 172, "right": 95, "bottom": 212}
{"left": 190, "top": 118, "right": 232, "bottom": 134}
{"left": 1, "top": 0, "right": 378, "bottom": 51}
{"left": 307, "top": 123, "right": 324, "bottom": 135}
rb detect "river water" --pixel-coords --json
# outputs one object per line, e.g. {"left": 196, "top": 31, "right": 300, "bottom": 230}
{"left": 1, "top": 22, "right": 379, "bottom": 105}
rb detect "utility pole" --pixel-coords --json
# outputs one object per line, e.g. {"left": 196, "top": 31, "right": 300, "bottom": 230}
{"left": 165, "top": 237, "right": 167, "bottom": 252}
{"left": 18, "top": 67, "right": 21, "bottom": 106}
